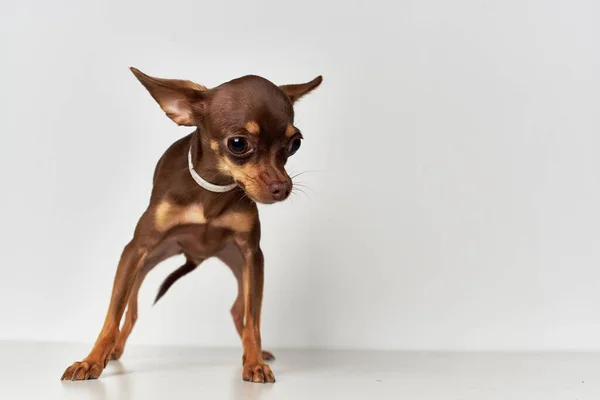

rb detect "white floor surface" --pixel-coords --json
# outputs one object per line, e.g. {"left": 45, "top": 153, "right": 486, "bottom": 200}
{"left": 1, "top": 341, "right": 599, "bottom": 399}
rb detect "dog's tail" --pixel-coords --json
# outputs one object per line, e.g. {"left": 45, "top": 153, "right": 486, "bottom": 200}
{"left": 154, "top": 259, "right": 198, "bottom": 305}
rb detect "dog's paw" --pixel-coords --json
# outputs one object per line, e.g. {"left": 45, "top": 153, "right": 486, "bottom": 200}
{"left": 242, "top": 350, "right": 276, "bottom": 365}
{"left": 242, "top": 362, "right": 275, "bottom": 383}
{"left": 60, "top": 360, "right": 104, "bottom": 381}
{"left": 262, "top": 350, "right": 275, "bottom": 361}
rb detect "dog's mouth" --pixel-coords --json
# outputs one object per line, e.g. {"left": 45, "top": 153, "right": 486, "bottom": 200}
{"left": 237, "top": 180, "right": 292, "bottom": 204}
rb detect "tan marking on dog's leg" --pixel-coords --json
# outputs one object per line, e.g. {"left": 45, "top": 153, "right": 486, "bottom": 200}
{"left": 216, "top": 244, "right": 275, "bottom": 362}
{"left": 238, "top": 245, "right": 275, "bottom": 383}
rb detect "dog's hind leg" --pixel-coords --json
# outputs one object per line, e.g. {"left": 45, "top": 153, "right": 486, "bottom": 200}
{"left": 217, "top": 244, "right": 275, "bottom": 362}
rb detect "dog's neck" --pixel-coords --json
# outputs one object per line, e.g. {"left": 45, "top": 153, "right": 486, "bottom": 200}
{"left": 188, "top": 130, "right": 237, "bottom": 191}
{"left": 188, "top": 148, "right": 236, "bottom": 192}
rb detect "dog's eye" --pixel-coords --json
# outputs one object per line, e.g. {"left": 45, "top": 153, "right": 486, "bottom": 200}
{"left": 227, "top": 137, "right": 250, "bottom": 154}
{"left": 288, "top": 138, "right": 302, "bottom": 155}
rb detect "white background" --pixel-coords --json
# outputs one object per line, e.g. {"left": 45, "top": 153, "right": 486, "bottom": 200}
{"left": 1, "top": 0, "right": 599, "bottom": 352}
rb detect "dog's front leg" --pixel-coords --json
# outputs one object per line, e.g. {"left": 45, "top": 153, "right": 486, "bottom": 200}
{"left": 237, "top": 232, "right": 275, "bottom": 383}
{"left": 61, "top": 237, "right": 154, "bottom": 380}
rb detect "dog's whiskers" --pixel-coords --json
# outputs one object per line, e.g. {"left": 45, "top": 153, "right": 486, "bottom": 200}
{"left": 291, "top": 186, "right": 311, "bottom": 200}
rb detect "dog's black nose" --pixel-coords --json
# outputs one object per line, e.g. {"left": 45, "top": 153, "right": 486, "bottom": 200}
{"left": 269, "top": 181, "right": 291, "bottom": 201}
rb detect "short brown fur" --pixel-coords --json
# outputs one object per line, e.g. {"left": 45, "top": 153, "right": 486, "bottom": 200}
{"left": 60, "top": 68, "right": 322, "bottom": 383}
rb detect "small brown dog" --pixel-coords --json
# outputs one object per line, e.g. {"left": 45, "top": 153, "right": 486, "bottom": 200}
{"left": 60, "top": 68, "right": 322, "bottom": 383}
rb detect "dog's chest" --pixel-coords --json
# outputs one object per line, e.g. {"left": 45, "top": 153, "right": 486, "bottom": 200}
{"left": 154, "top": 201, "right": 254, "bottom": 233}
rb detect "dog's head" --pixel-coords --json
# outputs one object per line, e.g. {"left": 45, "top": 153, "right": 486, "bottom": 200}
{"left": 130, "top": 68, "right": 322, "bottom": 204}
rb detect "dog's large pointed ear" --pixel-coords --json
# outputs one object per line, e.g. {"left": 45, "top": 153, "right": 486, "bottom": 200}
{"left": 279, "top": 76, "right": 323, "bottom": 104}
{"left": 130, "top": 67, "right": 208, "bottom": 126}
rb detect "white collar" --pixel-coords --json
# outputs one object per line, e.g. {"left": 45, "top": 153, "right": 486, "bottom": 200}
{"left": 187, "top": 148, "right": 237, "bottom": 193}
